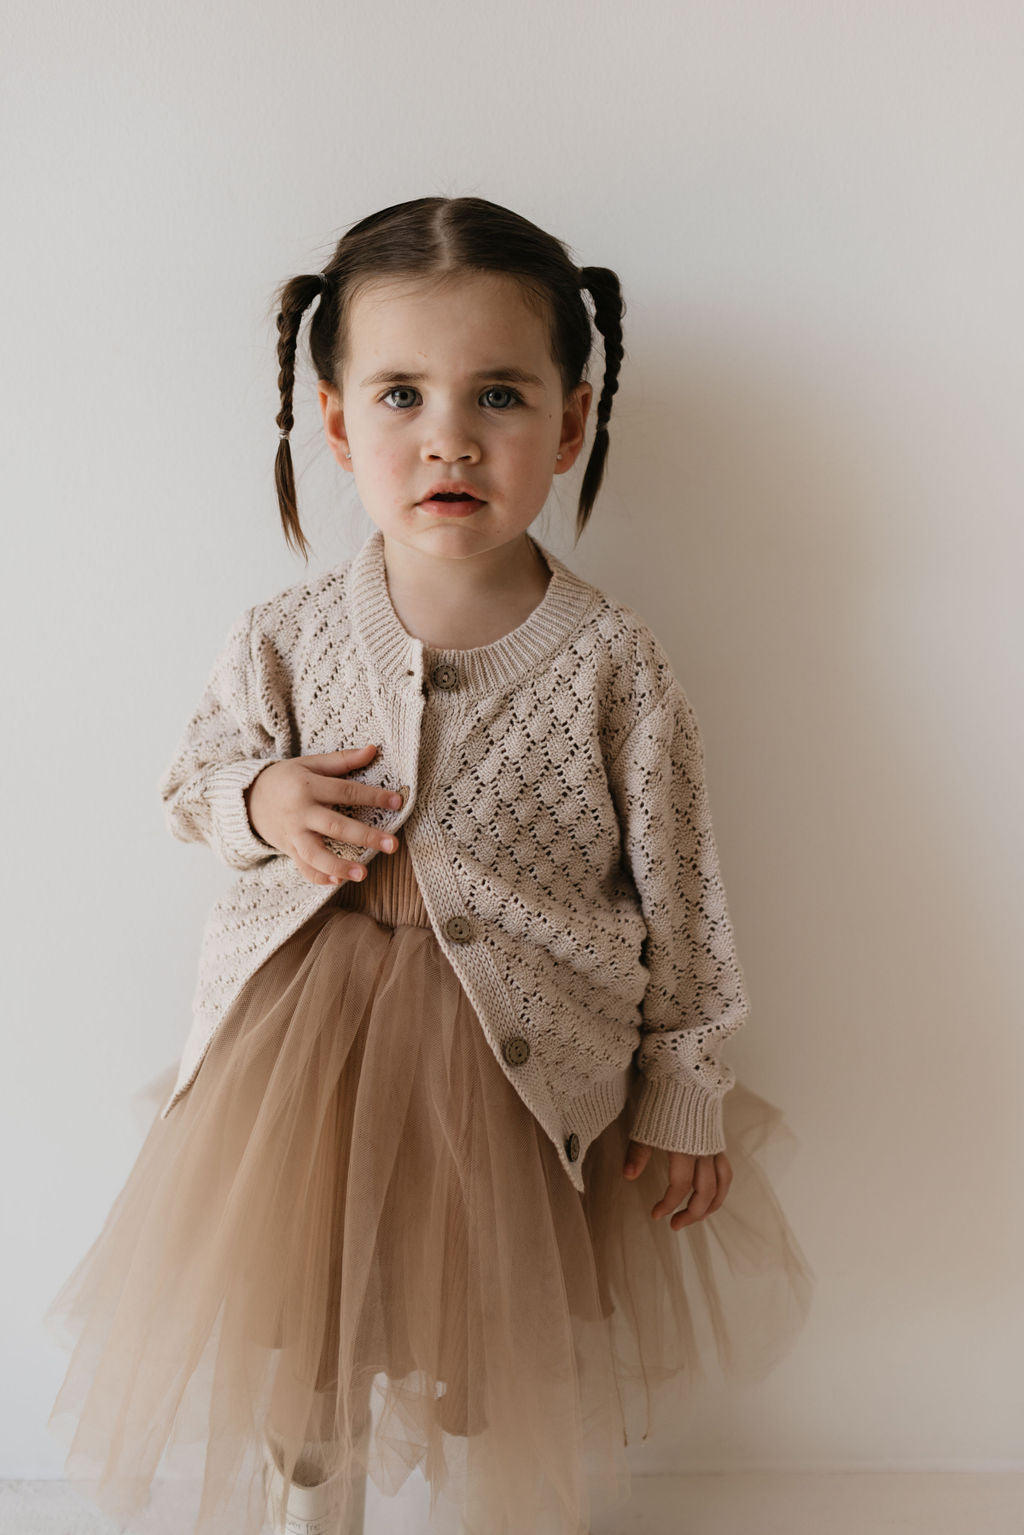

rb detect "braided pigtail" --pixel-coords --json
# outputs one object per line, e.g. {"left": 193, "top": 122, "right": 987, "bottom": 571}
{"left": 575, "top": 265, "right": 625, "bottom": 541}
{"left": 273, "top": 272, "right": 328, "bottom": 564}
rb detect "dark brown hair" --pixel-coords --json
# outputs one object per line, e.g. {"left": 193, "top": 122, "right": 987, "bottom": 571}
{"left": 270, "top": 196, "right": 625, "bottom": 562}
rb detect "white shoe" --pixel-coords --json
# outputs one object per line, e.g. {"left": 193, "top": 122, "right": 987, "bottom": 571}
{"left": 262, "top": 1423, "right": 369, "bottom": 1535}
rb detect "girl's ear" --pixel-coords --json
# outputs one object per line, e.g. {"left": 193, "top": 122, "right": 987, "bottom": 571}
{"left": 555, "top": 381, "right": 594, "bottom": 473}
{"left": 318, "top": 378, "right": 352, "bottom": 469}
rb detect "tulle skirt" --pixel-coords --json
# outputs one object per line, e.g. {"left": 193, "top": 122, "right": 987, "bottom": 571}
{"left": 44, "top": 839, "right": 814, "bottom": 1535}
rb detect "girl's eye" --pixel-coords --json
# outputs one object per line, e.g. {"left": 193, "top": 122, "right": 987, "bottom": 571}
{"left": 381, "top": 387, "right": 419, "bottom": 410}
{"left": 379, "top": 385, "right": 523, "bottom": 412}
{"left": 481, "top": 386, "right": 521, "bottom": 410}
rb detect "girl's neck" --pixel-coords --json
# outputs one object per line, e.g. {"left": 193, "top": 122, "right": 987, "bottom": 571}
{"left": 380, "top": 532, "right": 551, "bottom": 651}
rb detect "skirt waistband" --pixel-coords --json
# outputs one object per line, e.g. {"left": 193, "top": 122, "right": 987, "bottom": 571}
{"left": 330, "top": 834, "right": 431, "bottom": 930}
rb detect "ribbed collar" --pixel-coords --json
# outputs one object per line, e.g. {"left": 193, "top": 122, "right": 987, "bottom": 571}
{"left": 348, "top": 526, "right": 599, "bottom": 695}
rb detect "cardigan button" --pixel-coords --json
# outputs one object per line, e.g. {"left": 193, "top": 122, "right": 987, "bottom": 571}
{"left": 565, "top": 1132, "right": 581, "bottom": 1162}
{"left": 444, "top": 914, "right": 474, "bottom": 943}
{"left": 502, "top": 1036, "right": 530, "bottom": 1067}
{"left": 430, "top": 661, "right": 459, "bottom": 691}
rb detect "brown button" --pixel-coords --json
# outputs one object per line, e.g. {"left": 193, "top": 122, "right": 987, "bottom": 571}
{"left": 430, "top": 661, "right": 459, "bottom": 691}
{"left": 565, "top": 1132, "right": 581, "bottom": 1162}
{"left": 444, "top": 914, "right": 474, "bottom": 943}
{"left": 502, "top": 1036, "right": 530, "bottom": 1067}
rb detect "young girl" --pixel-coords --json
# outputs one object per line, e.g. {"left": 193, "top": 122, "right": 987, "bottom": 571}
{"left": 45, "top": 195, "right": 814, "bottom": 1535}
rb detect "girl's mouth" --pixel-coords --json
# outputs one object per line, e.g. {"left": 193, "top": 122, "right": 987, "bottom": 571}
{"left": 418, "top": 495, "right": 485, "bottom": 517}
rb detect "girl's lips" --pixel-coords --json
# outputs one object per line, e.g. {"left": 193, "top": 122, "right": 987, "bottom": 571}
{"left": 418, "top": 498, "right": 484, "bottom": 516}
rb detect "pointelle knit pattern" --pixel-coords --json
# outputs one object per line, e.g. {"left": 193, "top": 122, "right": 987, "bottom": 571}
{"left": 156, "top": 527, "right": 751, "bottom": 1192}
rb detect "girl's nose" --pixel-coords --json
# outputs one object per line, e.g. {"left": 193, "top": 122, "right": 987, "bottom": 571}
{"left": 420, "top": 414, "right": 481, "bottom": 464}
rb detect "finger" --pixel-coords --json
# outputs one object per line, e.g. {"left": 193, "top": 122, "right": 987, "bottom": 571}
{"left": 651, "top": 1155, "right": 695, "bottom": 1221}
{"left": 301, "top": 742, "right": 403, "bottom": 806}
{"left": 314, "top": 806, "right": 400, "bottom": 860}
{"left": 623, "top": 1141, "right": 652, "bottom": 1179}
{"left": 294, "top": 823, "right": 390, "bottom": 887}
{"left": 296, "top": 755, "right": 405, "bottom": 816}
{"left": 652, "top": 1181, "right": 695, "bottom": 1223}
{"left": 301, "top": 745, "right": 406, "bottom": 811}
{"left": 311, "top": 772, "right": 408, "bottom": 813}
{"left": 667, "top": 1159, "right": 719, "bottom": 1229}
{"left": 301, "top": 743, "right": 379, "bottom": 769}
{"left": 702, "top": 1153, "right": 733, "bottom": 1216}
{"left": 290, "top": 850, "right": 368, "bottom": 887}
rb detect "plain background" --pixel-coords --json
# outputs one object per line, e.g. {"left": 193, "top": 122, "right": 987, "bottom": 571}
{"left": 5, "top": 0, "right": 1022, "bottom": 1488}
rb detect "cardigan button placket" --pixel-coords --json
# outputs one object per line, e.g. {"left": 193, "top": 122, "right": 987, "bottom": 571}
{"left": 502, "top": 1036, "right": 530, "bottom": 1067}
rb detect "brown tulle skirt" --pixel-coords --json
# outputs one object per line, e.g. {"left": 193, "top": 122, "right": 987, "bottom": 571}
{"left": 44, "top": 837, "right": 814, "bottom": 1535}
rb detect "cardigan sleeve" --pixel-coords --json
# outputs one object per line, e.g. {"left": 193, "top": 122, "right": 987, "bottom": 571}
{"left": 608, "top": 677, "right": 750, "bottom": 1156}
{"left": 157, "top": 604, "right": 294, "bottom": 871}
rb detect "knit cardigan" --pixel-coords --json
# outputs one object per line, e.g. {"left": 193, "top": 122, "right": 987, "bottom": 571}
{"left": 157, "top": 527, "right": 750, "bottom": 1193}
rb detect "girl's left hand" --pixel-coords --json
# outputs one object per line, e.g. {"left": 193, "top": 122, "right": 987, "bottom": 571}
{"left": 623, "top": 1141, "right": 733, "bottom": 1229}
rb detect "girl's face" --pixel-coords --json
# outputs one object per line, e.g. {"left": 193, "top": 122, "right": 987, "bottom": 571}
{"left": 318, "top": 271, "right": 592, "bottom": 566}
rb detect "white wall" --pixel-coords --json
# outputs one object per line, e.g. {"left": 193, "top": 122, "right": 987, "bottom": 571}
{"left": 6, "top": 0, "right": 1022, "bottom": 1483}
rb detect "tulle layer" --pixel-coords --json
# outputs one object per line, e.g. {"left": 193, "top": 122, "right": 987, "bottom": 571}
{"left": 45, "top": 892, "right": 814, "bottom": 1535}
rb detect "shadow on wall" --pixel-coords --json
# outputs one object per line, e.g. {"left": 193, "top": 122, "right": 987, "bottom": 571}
{"left": 582, "top": 317, "right": 1015, "bottom": 1306}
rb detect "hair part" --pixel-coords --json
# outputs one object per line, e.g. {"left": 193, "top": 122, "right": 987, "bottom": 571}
{"left": 270, "top": 196, "right": 625, "bottom": 563}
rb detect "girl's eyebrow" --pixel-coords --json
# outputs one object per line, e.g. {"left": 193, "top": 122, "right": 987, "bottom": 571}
{"left": 359, "top": 366, "right": 546, "bottom": 389}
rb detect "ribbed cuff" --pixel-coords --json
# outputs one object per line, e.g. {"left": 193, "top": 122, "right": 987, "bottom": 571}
{"left": 207, "top": 758, "right": 282, "bottom": 869}
{"left": 628, "top": 1073, "right": 729, "bottom": 1155}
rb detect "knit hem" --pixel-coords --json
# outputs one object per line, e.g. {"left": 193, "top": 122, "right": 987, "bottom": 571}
{"left": 559, "top": 1068, "right": 632, "bottom": 1184}
{"left": 627, "top": 1075, "right": 728, "bottom": 1156}
{"left": 208, "top": 759, "right": 284, "bottom": 870}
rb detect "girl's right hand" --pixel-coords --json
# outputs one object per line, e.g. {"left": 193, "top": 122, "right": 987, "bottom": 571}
{"left": 243, "top": 743, "right": 405, "bottom": 887}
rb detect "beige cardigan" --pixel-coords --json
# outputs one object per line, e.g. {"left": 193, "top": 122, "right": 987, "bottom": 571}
{"left": 157, "top": 527, "right": 750, "bottom": 1193}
